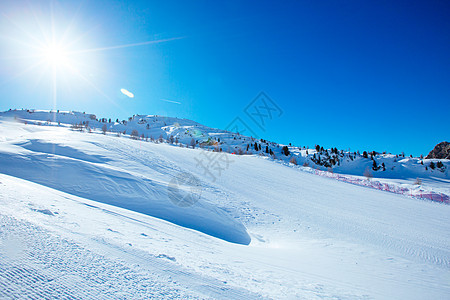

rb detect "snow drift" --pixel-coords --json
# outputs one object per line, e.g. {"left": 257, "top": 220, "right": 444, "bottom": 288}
{"left": 0, "top": 120, "right": 250, "bottom": 245}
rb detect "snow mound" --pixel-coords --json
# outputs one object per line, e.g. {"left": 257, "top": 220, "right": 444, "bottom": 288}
{"left": 0, "top": 120, "right": 250, "bottom": 245}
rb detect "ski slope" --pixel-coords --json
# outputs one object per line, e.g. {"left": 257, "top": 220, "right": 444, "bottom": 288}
{"left": 2, "top": 109, "right": 448, "bottom": 192}
{"left": 1, "top": 113, "right": 450, "bottom": 299}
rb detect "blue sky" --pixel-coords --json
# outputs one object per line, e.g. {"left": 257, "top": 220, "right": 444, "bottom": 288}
{"left": 1, "top": 0, "right": 449, "bottom": 156}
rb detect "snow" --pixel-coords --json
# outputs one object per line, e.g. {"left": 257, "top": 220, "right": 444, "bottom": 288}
{"left": 0, "top": 121, "right": 250, "bottom": 245}
{"left": 1, "top": 110, "right": 450, "bottom": 299}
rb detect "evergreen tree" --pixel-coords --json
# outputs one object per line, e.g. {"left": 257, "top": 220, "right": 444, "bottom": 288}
{"left": 429, "top": 161, "right": 435, "bottom": 169}
{"left": 372, "top": 160, "right": 378, "bottom": 171}
{"left": 282, "top": 146, "right": 290, "bottom": 156}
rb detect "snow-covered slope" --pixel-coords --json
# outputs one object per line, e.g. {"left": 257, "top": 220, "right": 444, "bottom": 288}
{"left": 0, "top": 118, "right": 249, "bottom": 245}
{"left": 2, "top": 109, "right": 448, "bottom": 190}
{"left": 1, "top": 110, "right": 450, "bottom": 299}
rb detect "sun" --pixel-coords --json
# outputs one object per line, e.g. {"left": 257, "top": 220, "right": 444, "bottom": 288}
{"left": 2, "top": 3, "right": 182, "bottom": 113}
{"left": 42, "top": 43, "right": 70, "bottom": 68}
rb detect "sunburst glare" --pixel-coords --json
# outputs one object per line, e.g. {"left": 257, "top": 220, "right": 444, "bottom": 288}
{"left": 1, "top": 1, "right": 182, "bottom": 114}
{"left": 42, "top": 43, "right": 70, "bottom": 68}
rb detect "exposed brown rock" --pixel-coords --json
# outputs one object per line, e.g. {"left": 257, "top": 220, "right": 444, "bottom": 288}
{"left": 425, "top": 141, "right": 450, "bottom": 159}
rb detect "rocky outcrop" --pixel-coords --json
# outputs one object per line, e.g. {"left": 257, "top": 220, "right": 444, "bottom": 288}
{"left": 426, "top": 142, "right": 450, "bottom": 159}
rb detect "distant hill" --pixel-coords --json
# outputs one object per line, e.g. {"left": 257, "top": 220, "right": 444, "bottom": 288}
{"left": 426, "top": 142, "right": 450, "bottom": 159}
{"left": 1, "top": 109, "right": 449, "bottom": 181}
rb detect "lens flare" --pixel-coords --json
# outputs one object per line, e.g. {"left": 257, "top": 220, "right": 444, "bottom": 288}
{"left": 121, "top": 88, "right": 134, "bottom": 98}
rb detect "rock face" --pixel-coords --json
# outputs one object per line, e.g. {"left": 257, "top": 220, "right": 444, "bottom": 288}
{"left": 425, "top": 142, "right": 450, "bottom": 159}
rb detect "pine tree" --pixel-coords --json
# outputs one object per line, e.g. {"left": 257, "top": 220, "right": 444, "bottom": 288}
{"left": 372, "top": 160, "right": 378, "bottom": 171}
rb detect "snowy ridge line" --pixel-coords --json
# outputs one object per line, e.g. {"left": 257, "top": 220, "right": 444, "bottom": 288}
{"left": 0, "top": 110, "right": 450, "bottom": 204}
{"left": 12, "top": 111, "right": 449, "bottom": 204}
{"left": 301, "top": 167, "right": 450, "bottom": 204}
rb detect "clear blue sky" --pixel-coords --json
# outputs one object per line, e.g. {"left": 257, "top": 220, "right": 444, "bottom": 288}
{"left": 1, "top": 0, "right": 449, "bottom": 156}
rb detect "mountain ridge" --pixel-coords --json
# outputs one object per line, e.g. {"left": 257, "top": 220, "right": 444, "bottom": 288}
{"left": 2, "top": 109, "right": 448, "bottom": 184}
